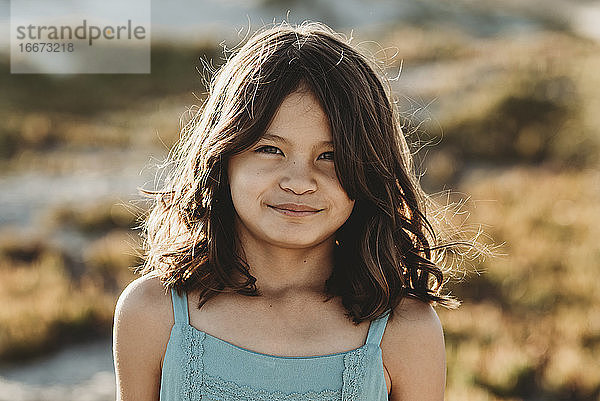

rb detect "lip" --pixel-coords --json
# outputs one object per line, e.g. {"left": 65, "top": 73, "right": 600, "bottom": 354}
{"left": 270, "top": 203, "right": 322, "bottom": 212}
{"left": 267, "top": 203, "right": 323, "bottom": 217}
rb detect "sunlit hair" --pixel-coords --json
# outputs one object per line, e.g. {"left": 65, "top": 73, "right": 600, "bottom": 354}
{"left": 139, "top": 21, "right": 467, "bottom": 322}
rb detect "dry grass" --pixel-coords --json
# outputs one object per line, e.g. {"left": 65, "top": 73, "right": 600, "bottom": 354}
{"left": 83, "top": 229, "right": 143, "bottom": 291}
{"left": 0, "top": 249, "right": 115, "bottom": 361}
{"left": 385, "top": 29, "right": 600, "bottom": 193}
{"left": 439, "top": 167, "right": 600, "bottom": 401}
{"left": 44, "top": 200, "right": 144, "bottom": 235}
{"left": 0, "top": 224, "right": 139, "bottom": 362}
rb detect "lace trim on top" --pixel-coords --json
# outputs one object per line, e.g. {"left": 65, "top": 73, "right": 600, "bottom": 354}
{"left": 342, "top": 347, "right": 367, "bottom": 399}
{"left": 181, "top": 325, "right": 205, "bottom": 400}
{"left": 203, "top": 373, "right": 341, "bottom": 400}
{"left": 177, "top": 323, "right": 369, "bottom": 400}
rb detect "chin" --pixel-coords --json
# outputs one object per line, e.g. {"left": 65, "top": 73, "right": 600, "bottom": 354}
{"left": 266, "top": 232, "right": 333, "bottom": 249}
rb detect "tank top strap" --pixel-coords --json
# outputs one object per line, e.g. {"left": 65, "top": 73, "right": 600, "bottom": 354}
{"left": 170, "top": 287, "right": 189, "bottom": 325}
{"left": 365, "top": 310, "right": 391, "bottom": 346}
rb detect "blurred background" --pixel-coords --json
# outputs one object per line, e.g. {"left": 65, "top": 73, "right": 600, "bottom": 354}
{"left": 1, "top": 0, "right": 599, "bottom": 400}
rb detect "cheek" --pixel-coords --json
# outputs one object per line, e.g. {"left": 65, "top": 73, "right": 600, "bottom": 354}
{"left": 342, "top": 199, "right": 355, "bottom": 217}
{"left": 229, "top": 158, "right": 249, "bottom": 186}
{"left": 229, "top": 161, "right": 270, "bottom": 201}
{"left": 327, "top": 178, "right": 354, "bottom": 216}
{"left": 227, "top": 161, "right": 246, "bottom": 203}
{"left": 327, "top": 171, "right": 351, "bottom": 202}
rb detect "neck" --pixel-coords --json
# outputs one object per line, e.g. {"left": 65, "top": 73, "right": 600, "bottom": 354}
{"left": 236, "top": 236, "right": 336, "bottom": 298}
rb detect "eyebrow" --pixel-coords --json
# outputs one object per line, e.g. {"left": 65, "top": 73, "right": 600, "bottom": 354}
{"left": 260, "top": 133, "right": 333, "bottom": 147}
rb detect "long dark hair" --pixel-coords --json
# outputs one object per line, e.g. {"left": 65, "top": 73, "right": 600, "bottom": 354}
{"left": 139, "top": 21, "right": 466, "bottom": 323}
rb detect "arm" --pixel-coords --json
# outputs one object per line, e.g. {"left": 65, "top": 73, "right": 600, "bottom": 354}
{"left": 113, "top": 274, "right": 173, "bottom": 401}
{"left": 381, "top": 298, "right": 446, "bottom": 401}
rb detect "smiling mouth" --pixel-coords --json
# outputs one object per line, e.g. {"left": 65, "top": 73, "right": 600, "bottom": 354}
{"left": 267, "top": 205, "right": 322, "bottom": 217}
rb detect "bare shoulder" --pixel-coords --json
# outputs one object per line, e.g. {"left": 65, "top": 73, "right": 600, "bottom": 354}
{"left": 386, "top": 297, "right": 443, "bottom": 334}
{"left": 114, "top": 272, "right": 174, "bottom": 335}
{"left": 381, "top": 297, "right": 446, "bottom": 401}
{"left": 381, "top": 297, "right": 444, "bottom": 364}
{"left": 113, "top": 273, "right": 174, "bottom": 400}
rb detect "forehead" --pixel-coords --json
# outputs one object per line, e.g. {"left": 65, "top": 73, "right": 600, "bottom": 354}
{"left": 263, "top": 90, "right": 332, "bottom": 144}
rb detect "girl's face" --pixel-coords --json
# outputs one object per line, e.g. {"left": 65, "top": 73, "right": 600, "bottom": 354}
{"left": 227, "top": 89, "right": 355, "bottom": 250}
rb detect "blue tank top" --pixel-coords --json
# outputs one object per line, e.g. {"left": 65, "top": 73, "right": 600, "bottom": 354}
{"left": 160, "top": 288, "right": 390, "bottom": 400}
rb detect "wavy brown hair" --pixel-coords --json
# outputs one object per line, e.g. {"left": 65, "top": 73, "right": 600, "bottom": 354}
{"left": 139, "top": 21, "right": 466, "bottom": 323}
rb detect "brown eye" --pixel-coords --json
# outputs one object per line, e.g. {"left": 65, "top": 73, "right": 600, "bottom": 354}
{"left": 255, "top": 146, "right": 283, "bottom": 155}
{"left": 319, "top": 151, "right": 334, "bottom": 160}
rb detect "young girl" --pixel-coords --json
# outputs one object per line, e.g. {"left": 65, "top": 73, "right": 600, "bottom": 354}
{"left": 113, "top": 21, "right": 458, "bottom": 401}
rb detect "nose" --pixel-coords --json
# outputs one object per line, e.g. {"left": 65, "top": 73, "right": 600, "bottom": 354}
{"left": 279, "top": 159, "right": 318, "bottom": 195}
